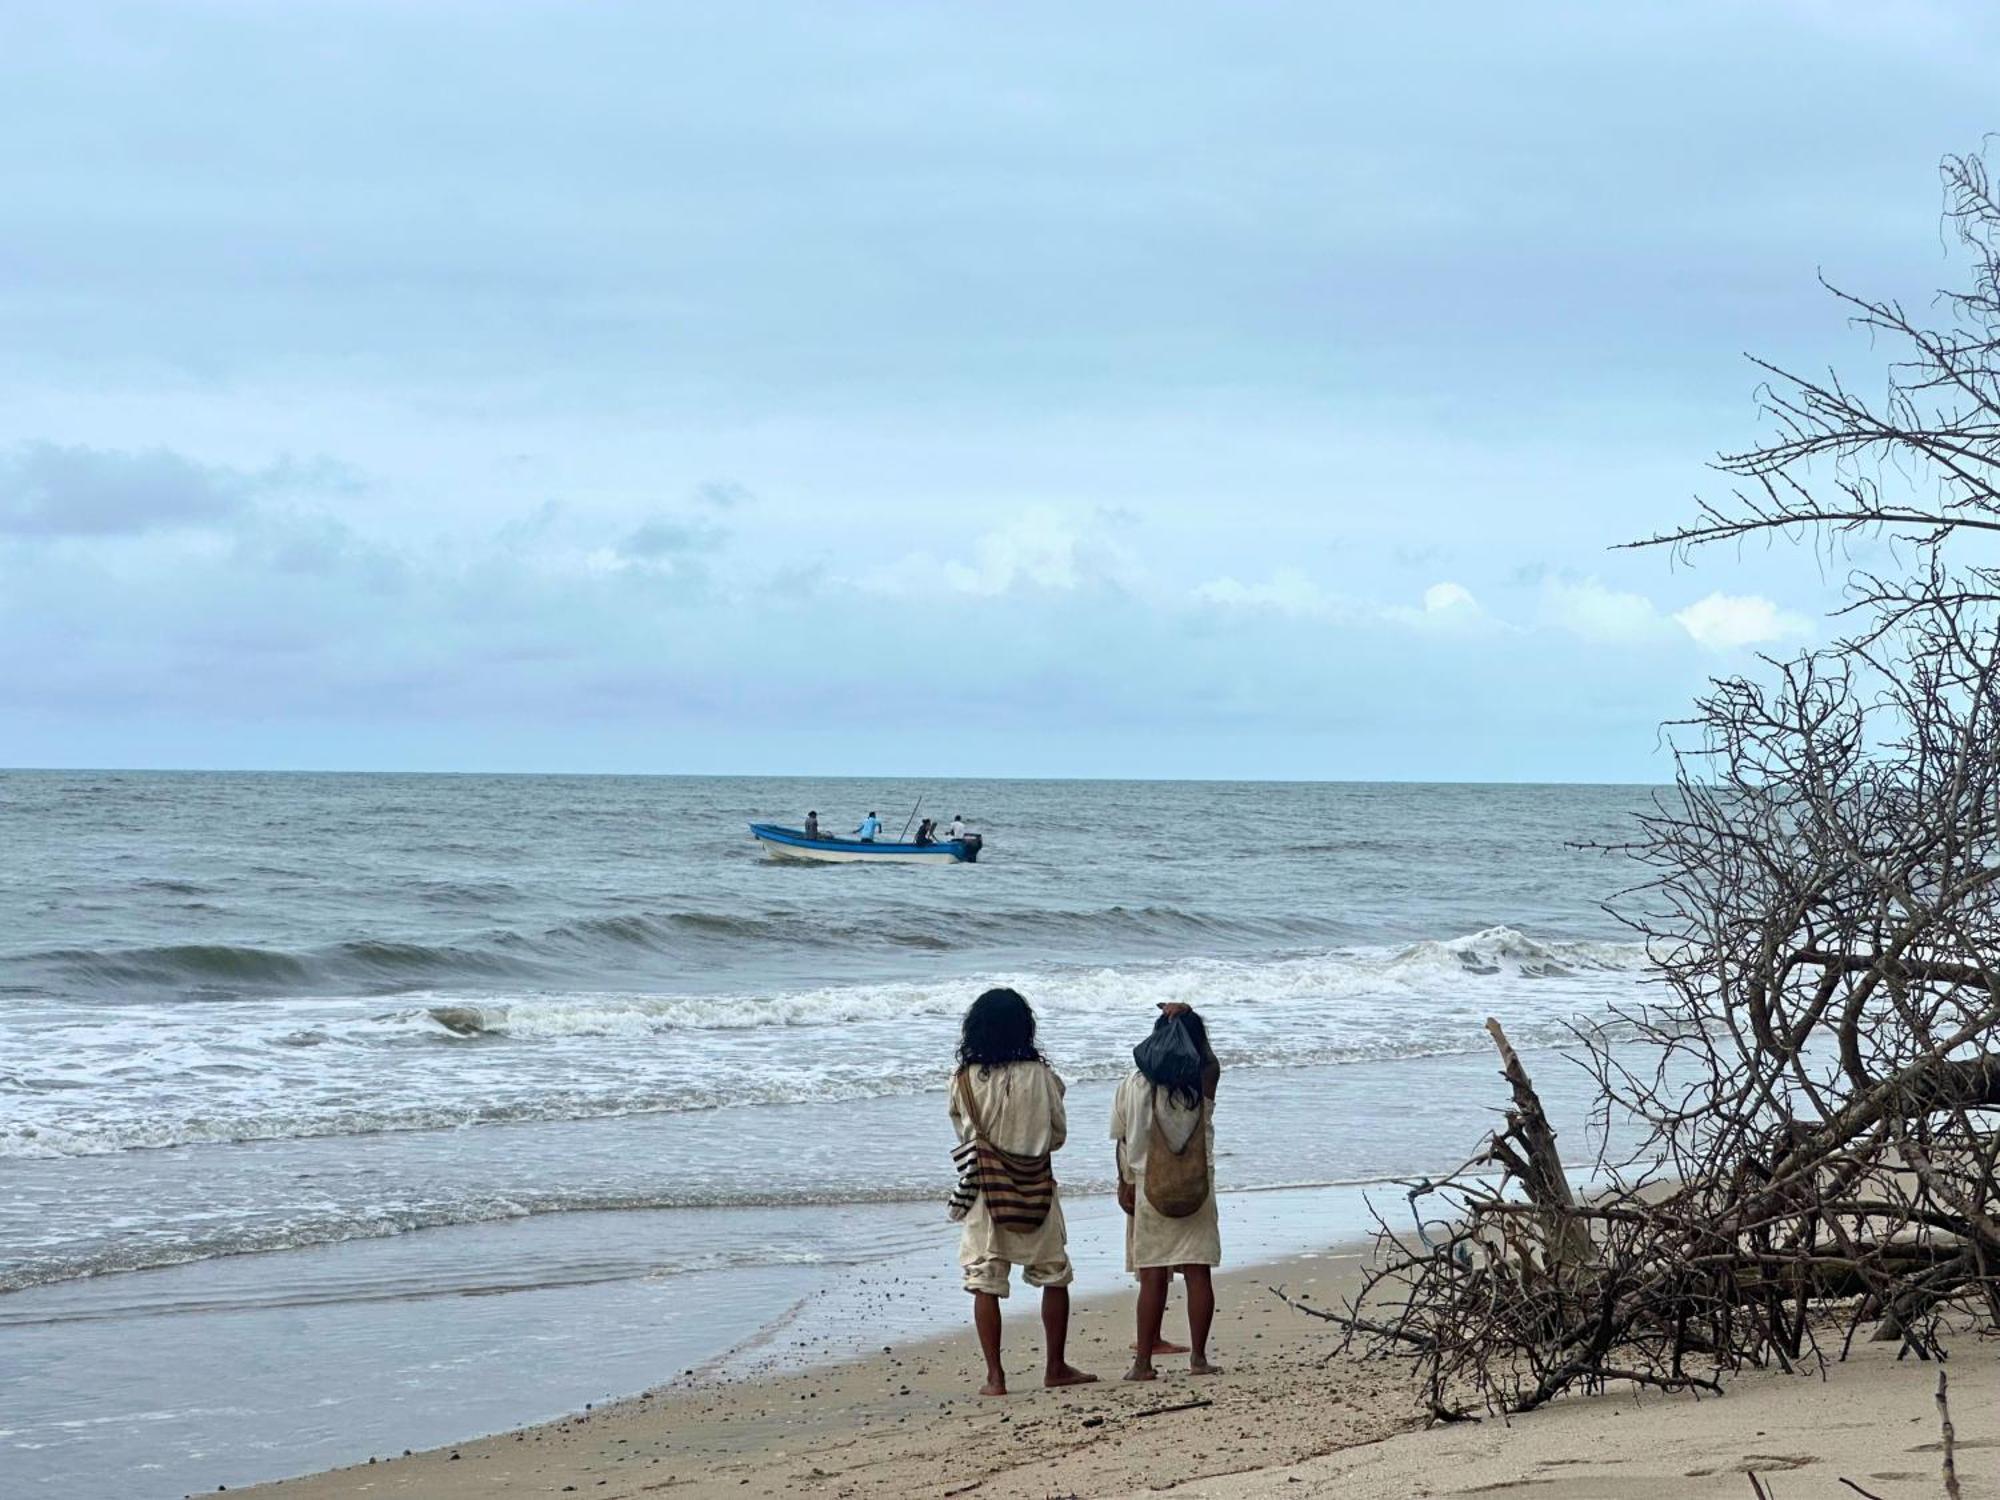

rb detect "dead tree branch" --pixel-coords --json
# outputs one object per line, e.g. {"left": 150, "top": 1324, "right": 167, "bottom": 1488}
{"left": 1325, "top": 144, "right": 2000, "bottom": 1417}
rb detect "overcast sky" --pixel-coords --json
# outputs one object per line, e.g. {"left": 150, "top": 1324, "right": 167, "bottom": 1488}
{"left": 4, "top": 1, "right": 1998, "bottom": 778}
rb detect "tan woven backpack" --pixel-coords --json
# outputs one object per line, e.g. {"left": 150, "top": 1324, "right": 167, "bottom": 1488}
{"left": 1142, "top": 1086, "right": 1209, "bottom": 1218}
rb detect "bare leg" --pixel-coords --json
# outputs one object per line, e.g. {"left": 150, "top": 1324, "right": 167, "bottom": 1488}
{"left": 1134, "top": 1273, "right": 1187, "bottom": 1353}
{"left": 972, "top": 1291, "right": 1007, "bottom": 1396}
{"left": 1124, "top": 1268, "right": 1170, "bottom": 1381}
{"left": 1181, "top": 1265, "right": 1221, "bottom": 1374}
{"left": 1040, "top": 1286, "right": 1097, "bottom": 1387}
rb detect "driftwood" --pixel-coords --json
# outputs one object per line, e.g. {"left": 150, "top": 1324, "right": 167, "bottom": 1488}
{"left": 1126, "top": 1397, "right": 1213, "bottom": 1419}
{"left": 1327, "top": 145, "right": 2000, "bottom": 1420}
{"left": 1481, "top": 1018, "right": 1591, "bottom": 1271}
{"left": 1937, "top": 1368, "right": 1962, "bottom": 1500}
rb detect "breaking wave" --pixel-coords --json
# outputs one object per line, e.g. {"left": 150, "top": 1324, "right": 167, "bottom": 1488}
{"left": 17, "top": 902, "right": 1382, "bottom": 1000}
{"left": 1, "top": 927, "right": 1652, "bottom": 1163}
{"left": 421, "top": 926, "right": 1644, "bottom": 1041}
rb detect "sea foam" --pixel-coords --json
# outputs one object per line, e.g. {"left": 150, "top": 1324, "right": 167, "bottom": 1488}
{"left": 0, "top": 927, "right": 1650, "bottom": 1162}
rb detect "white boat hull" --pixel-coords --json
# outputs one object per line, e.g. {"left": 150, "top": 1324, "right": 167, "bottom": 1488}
{"left": 746, "top": 822, "right": 981, "bottom": 864}
{"left": 760, "top": 840, "right": 962, "bottom": 865}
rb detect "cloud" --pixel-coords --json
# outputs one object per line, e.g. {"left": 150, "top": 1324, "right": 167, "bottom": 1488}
{"left": 1421, "top": 581, "right": 1477, "bottom": 615}
{"left": 1532, "top": 577, "right": 1812, "bottom": 653}
{"left": 1539, "top": 577, "right": 1674, "bottom": 643}
{"left": 0, "top": 443, "right": 249, "bottom": 536}
{"left": 0, "top": 488, "right": 1818, "bottom": 780}
{"left": 1673, "top": 591, "right": 1813, "bottom": 651}
{"left": 229, "top": 507, "right": 409, "bottom": 594}
{"left": 694, "top": 480, "right": 752, "bottom": 510}
{"left": 868, "top": 506, "right": 1144, "bottom": 599}
{"left": 590, "top": 511, "right": 730, "bottom": 595}
{"left": 1194, "top": 574, "right": 1493, "bottom": 630}
{"left": 621, "top": 516, "right": 729, "bottom": 560}
{"left": 0, "top": 442, "right": 363, "bottom": 538}
{"left": 940, "top": 507, "right": 1086, "bottom": 595}
{"left": 1194, "top": 567, "right": 1339, "bottom": 618}
{"left": 1380, "top": 579, "right": 1492, "bottom": 632}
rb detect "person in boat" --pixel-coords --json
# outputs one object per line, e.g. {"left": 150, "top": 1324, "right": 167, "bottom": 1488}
{"left": 948, "top": 987, "right": 1097, "bottom": 1397}
{"left": 853, "top": 811, "right": 881, "bottom": 841}
{"left": 1112, "top": 1002, "right": 1222, "bottom": 1381}
{"left": 914, "top": 817, "right": 937, "bottom": 845}
{"left": 804, "top": 811, "right": 821, "bottom": 840}
{"left": 948, "top": 814, "right": 966, "bottom": 841}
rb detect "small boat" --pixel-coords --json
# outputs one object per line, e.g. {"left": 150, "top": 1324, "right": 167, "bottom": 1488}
{"left": 748, "top": 823, "right": 984, "bottom": 864}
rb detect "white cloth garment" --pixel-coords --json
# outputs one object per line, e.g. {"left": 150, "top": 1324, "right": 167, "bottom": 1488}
{"left": 949, "top": 1059, "right": 1071, "bottom": 1272}
{"left": 1109, "top": 1069, "right": 1221, "bottom": 1271}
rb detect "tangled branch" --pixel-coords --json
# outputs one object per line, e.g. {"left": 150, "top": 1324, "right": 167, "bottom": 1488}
{"left": 1334, "top": 145, "right": 2000, "bottom": 1422}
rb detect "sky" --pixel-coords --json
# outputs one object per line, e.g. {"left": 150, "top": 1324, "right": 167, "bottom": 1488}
{"left": 4, "top": 2, "right": 1999, "bottom": 780}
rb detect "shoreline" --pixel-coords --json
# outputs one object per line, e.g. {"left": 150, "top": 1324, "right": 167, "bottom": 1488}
{"left": 228, "top": 1231, "right": 2000, "bottom": 1500}
{"left": 235, "top": 1240, "right": 1408, "bottom": 1499}
{"left": 11, "top": 1145, "right": 1459, "bottom": 1496}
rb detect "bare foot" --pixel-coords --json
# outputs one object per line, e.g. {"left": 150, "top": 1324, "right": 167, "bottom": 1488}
{"left": 1044, "top": 1364, "right": 1099, "bottom": 1388}
{"left": 1131, "top": 1339, "right": 1189, "bottom": 1355}
{"left": 1122, "top": 1363, "right": 1158, "bottom": 1382}
{"left": 979, "top": 1377, "right": 1008, "bottom": 1397}
{"left": 1189, "top": 1358, "right": 1224, "bottom": 1376}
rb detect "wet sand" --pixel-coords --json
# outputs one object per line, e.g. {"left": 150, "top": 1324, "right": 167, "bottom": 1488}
{"left": 233, "top": 1247, "right": 1410, "bottom": 1498}
{"left": 237, "top": 1242, "right": 2000, "bottom": 1500}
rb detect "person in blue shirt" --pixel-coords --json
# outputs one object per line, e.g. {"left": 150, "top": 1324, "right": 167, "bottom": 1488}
{"left": 853, "top": 811, "right": 882, "bottom": 841}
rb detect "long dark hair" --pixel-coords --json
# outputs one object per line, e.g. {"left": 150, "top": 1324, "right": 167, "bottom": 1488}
{"left": 1137, "top": 1007, "right": 1213, "bottom": 1110}
{"left": 957, "top": 987, "right": 1042, "bottom": 1072}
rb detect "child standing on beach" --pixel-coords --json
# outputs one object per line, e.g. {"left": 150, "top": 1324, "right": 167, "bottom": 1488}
{"left": 1112, "top": 1002, "right": 1223, "bottom": 1381}
{"left": 948, "top": 987, "right": 1098, "bottom": 1397}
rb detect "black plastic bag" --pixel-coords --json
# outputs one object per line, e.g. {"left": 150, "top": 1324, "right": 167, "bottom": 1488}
{"left": 1132, "top": 1013, "right": 1204, "bottom": 1097}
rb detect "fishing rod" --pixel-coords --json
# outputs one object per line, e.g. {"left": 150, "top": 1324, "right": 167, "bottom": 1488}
{"left": 899, "top": 794, "right": 925, "bottom": 842}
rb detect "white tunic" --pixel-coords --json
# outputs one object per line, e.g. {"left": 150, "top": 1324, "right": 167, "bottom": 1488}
{"left": 1109, "top": 1070, "right": 1221, "bottom": 1271}
{"left": 949, "top": 1060, "right": 1070, "bottom": 1267}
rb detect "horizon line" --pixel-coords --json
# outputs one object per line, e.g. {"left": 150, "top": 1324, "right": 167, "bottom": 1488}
{"left": 1, "top": 764, "right": 1668, "bottom": 788}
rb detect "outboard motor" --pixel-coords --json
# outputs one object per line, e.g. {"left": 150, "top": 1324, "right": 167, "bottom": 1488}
{"left": 959, "top": 833, "right": 983, "bottom": 863}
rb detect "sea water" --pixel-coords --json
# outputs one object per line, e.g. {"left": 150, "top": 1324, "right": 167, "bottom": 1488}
{"left": 0, "top": 772, "right": 1662, "bottom": 1494}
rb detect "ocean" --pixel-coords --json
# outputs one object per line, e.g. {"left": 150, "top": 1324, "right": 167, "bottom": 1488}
{"left": 0, "top": 772, "right": 1661, "bottom": 1495}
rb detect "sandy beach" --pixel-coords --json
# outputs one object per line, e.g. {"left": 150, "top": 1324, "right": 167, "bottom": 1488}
{"left": 234, "top": 1245, "right": 1408, "bottom": 1500}
{"left": 235, "top": 1238, "right": 1997, "bottom": 1500}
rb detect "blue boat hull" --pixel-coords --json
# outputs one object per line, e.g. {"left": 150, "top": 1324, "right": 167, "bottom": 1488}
{"left": 748, "top": 823, "right": 981, "bottom": 864}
